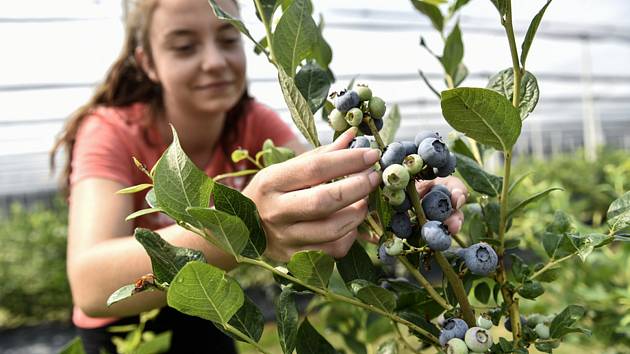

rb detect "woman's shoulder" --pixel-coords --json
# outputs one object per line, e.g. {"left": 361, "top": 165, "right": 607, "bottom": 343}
{"left": 85, "top": 102, "right": 150, "bottom": 128}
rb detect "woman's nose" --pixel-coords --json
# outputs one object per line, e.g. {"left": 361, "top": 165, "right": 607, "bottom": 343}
{"left": 200, "top": 42, "right": 228, "bottom": 72}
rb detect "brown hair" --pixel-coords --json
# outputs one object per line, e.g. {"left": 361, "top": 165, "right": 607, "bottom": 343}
{"left": 50, "top": 0, "right": 250, "bottom": 194}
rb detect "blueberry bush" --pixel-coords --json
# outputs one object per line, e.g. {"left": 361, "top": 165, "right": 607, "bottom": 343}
{"left": 99, "top": 0, "right": 630, "bottom": 353}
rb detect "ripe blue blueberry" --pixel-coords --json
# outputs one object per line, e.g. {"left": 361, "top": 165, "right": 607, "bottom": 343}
{"left": 436, "top": 152, "right": 457, "bottom": 177}
{"left": 418, "top": 137, "right": 450, "bottom": 168}
{"left": 359, "top": 117, "right": 383, "bottom": 135}
{"left": 382, "top": 186, "right": 406, "bottom": 206}
{"left": 378, "top": 243, "right": 396, "bottom": 265}
{"left": 329, "top": 108, "right": 349, "bottom": 132}
{"left": 504, "top": 315, "right": 526, "bottom": 333}
{"left": 403, "top": 154, "right": 424, "bottom": 175}
{"left": 463, "top": 243, "right": 498, "bottom": 276}
{"left": 391, "top": 212, "right": 412, "bottom": 239}
{"left": 334, "top": 90, "right": 360, "bottom": 112}
{"left": 421, "top": 190, "right": 453, "bottom": 222}
{"left": 368, "top": 96, "right": 386, "bottom": 119}
{"left": 401, "top": 140, "right": 418, "bottom": 156}
{"left": 439, "top": 318, "right": 469, "bottom": 346}
{"left": 383, "top": 164, "right": 410, "bottom": 190}
{"left": 355, "top": 84, "right": 372, "bottom": 101}
{"left": 380, "top": 142, "right": 406, "bottom": 170}
{"left": 421, "top": 221, "right": 452, "bottom": 251}
{"left": 393, "top": 193, "right": 411, "bottom": 212}
{"left": 445, "top": 338, "right": 469, "bottom": 354}
{"left": 464, "top": 327, "right": 493, "bottom": 352}
{"left": 430, "top": 184, "right": 452, "bottom": 199}
{"left": 348, "top": 136, "right": 371, "bottom": 149}
{"left": 414, "top": 130, "right": 441, "bottom": 147}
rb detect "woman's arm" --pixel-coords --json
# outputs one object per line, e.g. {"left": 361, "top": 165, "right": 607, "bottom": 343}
{"left": 66, "top": 177, "right": 237, "bottom": 318}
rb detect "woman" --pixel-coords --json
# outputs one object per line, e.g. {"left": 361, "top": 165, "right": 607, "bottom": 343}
{"left": 51, "top": 0, "right": 467, "bottom": 352}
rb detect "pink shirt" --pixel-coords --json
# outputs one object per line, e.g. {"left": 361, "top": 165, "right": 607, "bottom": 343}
{"left": 69, "top": 100, "right": 295, "bottom": 328}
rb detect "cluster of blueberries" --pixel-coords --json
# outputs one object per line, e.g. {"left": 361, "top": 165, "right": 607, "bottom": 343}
{"left": 328, "top": 84, "right": 386, "bottom": 136}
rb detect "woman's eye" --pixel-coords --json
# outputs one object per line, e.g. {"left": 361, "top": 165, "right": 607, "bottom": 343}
{"left": 172, "top": 44, "right": 195, "bottom": 53}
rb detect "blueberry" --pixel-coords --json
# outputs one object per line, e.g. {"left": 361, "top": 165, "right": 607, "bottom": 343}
{"left": 403, "top": 154, "right": 424, "bottom": 175}
{"left": 535, "top": 323, "right": 550, "bottom": 339}
{"left": 421, "top": 190, "right": 453, "bottom": 222}
{"left": 368, "top": 96, "right": 386, "bottom": 119}
{"left": 445, "top": 338, "right": 469, "bottom": 354}
{"left": 414, "top": 130, "right": 441, "bottom": 146}
{"left": 463, "top": 243, "right": 498, "bottom": 276}
{"left": 345, "top": 107, "right": 363, "bottom": 126}
{"left": 401, "top": 140, "right": 418, "bottom": 156}
{"left": 464, "top": 327, "right": 493, "bottom": 352}
{"left": 392, "top": 193, "right": 411, "bottom": 212}
{"left": 380, "top": 142, "right": 406, "bottom": 170}
{"left": 384, "top": 236, "right": 404, "bottom": 256}
{"left": 476, "top": 315, "right": 493, "bottom": 330}
{"left": 418, "top": 137, "right": 450, "bottom": 168}
{"left": 439, "top": 318, "right": 469, "bottom": 346}
{"left": 382, "top": 186, "right": 406, "bottom": 206}
{"left": 430, "top": 184, "right": 452, "bottom": 199}
{"left": 329, "top": 108, "right": 349, "bottom": 132}
{"left": 418, "top": 166, "right": 438, "bottom": 180}
{"left": 348, "top": 136, "right": 371, "bottom": 149}
{"left": 334, "top": 90, "right": 360, "bottom": 112}
{"left": 421, "top": 221, "right": 451, "bottom": 251}
{"left": 391, "top": 212, "right": 412, "bottom": 239}
{"left": 355, "top": 84, "right": 372, "bottom": 101}
{"left": 436, "top": 152, "right": 457, "bottom": 177}
{"left": 526, "top": 313, "right": 546, "bottom": 328}
{"left": 378, "top": 243, "right": 396, "bottom": 265}
{"left": 383, "top": 164, "right": 410, "bottom": 190}
{"left": 503, "top": 315, "right": 526, "bottom": 333}
{"left": 359, "top": 117, "right": 383, "bottom": 135}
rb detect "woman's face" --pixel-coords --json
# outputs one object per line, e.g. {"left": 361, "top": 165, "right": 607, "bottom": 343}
{"left": 143, "top": 0, "right": 246, "bottom": 116}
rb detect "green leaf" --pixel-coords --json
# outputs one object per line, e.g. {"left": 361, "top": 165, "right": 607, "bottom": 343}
{"left": 518, "top": 281, "right": 545, "bottom": 299}
{"left": 225, "top": 295, "right": 264, "bottom": 342}
{"left": 135, "top": 228, "right": 206, "bottom": 284}
{"left": 483, "top": 202, "right": 501, "bottom": 235}
{"left": 212, "top": 183, "right": 266, "bottom": 259}
{"left": 153, "top": 126, "right": 214, "bottom": 226}
{"left": 134, "top": 332, "right": 172, "bottom": 354}
{"left": 508, "top": 171, "right": 532, "bottom": 194}
{"left": 272, "top": 0, "right": 318, "bottom": 76}
{"left": 257, "top": 0, "right": 278, "bottom": 26}
{"left": 487, "top": 68, "right": 540, "bottom": 120}
{"left": 107, "top": 284, "right": 156, "bottom": 307}
{"left": 454, "top": 153, "right": 503, "bottom": 196}
{"left": 186, "top": 207, "right": 249, "bottom": 256}
{"left": 490, "top": 0, "right": 508, "bottom": 18}
{"left": 550, "top": 305, "right": 591, "bottom": 338}
{"left": 411, "top": 0, "right": 444, "bottom": 32}
{"left": 370, "top": 187, "right": 393, "bottom": 230}
{"left": 535, "top": 340, "right": 560, "bottom": 353}
{"left": 231, "top": 148, "right": 249, "bottom": 163}
{"left": 397, "top": 309, "right": 441, "bottom": 339}
{"left": 208, "top": 0, "right": 267, "bottom": 54}
{"left": 366, "top": 315, "right": 394, "bottom": 342}
{"left": 379, "top": 104, "right": 401, "bottom": 146}
{"left": 58, "top": 337, "right": 86, "bottom": 354}
{"left": 167, "top": 261, "right": 244, "bottom": 325}
{"left": 349, "top": 280, "right": 397, "bottom": 313}
{"left": 146, "top": 188, "right": 158, "bottom": 208}
{"left": 278, "top": 65, "right": 321, "bottom": 147}
{"left": 376, "top": 339, "right": 398, "bottom": 354}
{"left": 510, "top": 254, "right": 530, "bottom": 282}
{"left": 312, "top": 15, "right": 333, "bottom": 69}
{"left": 441, "top": 87, "right": 522, "bottom": 151}
{"left": 607, "top": 191, "right": 630, "bottom": 232}
{"left": 125, "top": 207, "right": 163, "bottom": 221}
{"left": 452, "top": 62, "right": 468, "bottom": 87}
{"left": 474, "top": 281, "right": 491, "bottom": 304}
{"left": 261, "top": 139, "right": 296, "bottom": 167}
{"left": 507, "top": 187, "right": 563, "bottom": 218}
{"left": 295, "top": 61, "right": 331, "bottom": 114}
{"left": 276, "top": 287, "right": 299, "bottom": 354}
{"left": 296, "top": 317, "right": 337, "bottom": 354}
{"left": 287, "top": 250, "right": 334, "bottom": 288}
{"left": 448, "top": 0, "right": 471, "bottom": 17}
{"left": 440, "top": 22, "right": 464, "bottom": 80}
{"left": 336, "top": 241, "right": 380, "bottom": 284}
{"left": 116, "top": 183, "right": 153, "bottom": 194}
{"left": 521, "top": 0, "right": 552, "bottom": 68}
{"left": 449, "top": 134, "right": 476, "bottom": 161}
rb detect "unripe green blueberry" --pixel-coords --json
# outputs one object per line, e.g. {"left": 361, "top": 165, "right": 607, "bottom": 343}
{"left": 526, "top": 313, "right": 546, "bottom": 328}
{"left": 345, "top": 107, "right": 363, "bottom": 127}
{"left": 535, "top": 323, "right": 550, "bottom": 339}
{"left": 368, "top": 96, "right": 386, "bottom": 119}
{"left": 329, "top": 108, "right": 349, "bottom": 131}
{"left": 403, "top": 154, "right": 424, "bottom": 175}
{"left": 446, "top": 338, "right": 469, "bottom": 354}
{"left": 384, "top": 236, "right": 404, "bottom": 256}
{"left": 382, "top": 186, "right": 406, "bottom": 206}
{"left": 476, "top": 315, "right": 493, "bottom": 330}
{"left": 383, "top": 164, "right": 410, "bottom": 190}
{"left": 356, "top": 84, "right": 372, "bottom": 101}
{"left": 464, "top": 327, "right": 493, "bottom": 352}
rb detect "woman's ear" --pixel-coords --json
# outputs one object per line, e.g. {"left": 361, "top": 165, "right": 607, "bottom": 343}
{"left": 135, "top": 46, "right": 159, "bottom": 83}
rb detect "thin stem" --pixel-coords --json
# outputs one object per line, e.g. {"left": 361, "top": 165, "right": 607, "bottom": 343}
{"left": 253, "top": 0, "right": 276, "bottom": 63}
{"left": 497, "top": 151, "right": 512, "bottom": 253}
{"left": 399, "top": 256, "right": 453, "bottom": 311}
{"left": 418, "top": 69, "right": 441, "bottom": 99}
{"left": 529, "top": 253, "right": 574, "bottom": 281}
{"left": 367, "top": 118, "right": 386, "bottom": 150}
{"left": 239, "top": 257, "right": 440, "bottom": 345}
{"left": 366, "top": 213, "right": 384, "bottom": 237}
{"left": 224, "top": 323, "right": 272, "bottom": 354}
{"left": 451, "top": 233, "right": 467, "bottom": 248}
{"left": 213, "top": 169, "right": 259, "bottom": 182}
{"left": 247, "top": 156, "right": 264, "bottom": 170}
{"left": 503, "top": 0, "right": 522, "bottom": 108}
{"left": 445, "top": 74, "right": 455, "bottom": 90}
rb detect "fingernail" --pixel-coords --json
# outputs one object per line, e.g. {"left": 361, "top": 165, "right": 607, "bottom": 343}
{"left": 364, "top": 149, "right": 381, "bottom": 165}
{"left": 368, "top": 170, "right": 381, "bottom": 188}
{"left": 347, "top": 127, "right": 358, "bottom": 136}
{"left": 456, "top": 195, "right": 466, "bottom": 209}
{"left": 453, "top": 219, "right": 462, "bottom": 233}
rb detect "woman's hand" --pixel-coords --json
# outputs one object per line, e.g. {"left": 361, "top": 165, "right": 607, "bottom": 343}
{"left": 242, "top": 128, "right": 381, "bottom": 261}
{"left": 416, "top": 176, "right": 469, "bottom": 235}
